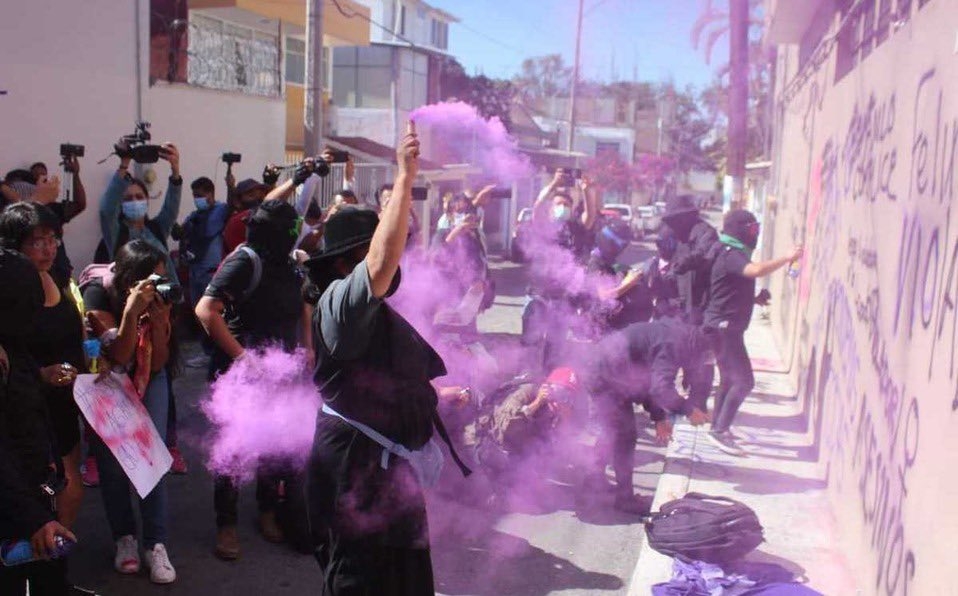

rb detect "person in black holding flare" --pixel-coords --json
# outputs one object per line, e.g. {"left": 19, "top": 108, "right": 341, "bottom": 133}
{"left": 304, "top": 121, "right": 470, "bottom": 596}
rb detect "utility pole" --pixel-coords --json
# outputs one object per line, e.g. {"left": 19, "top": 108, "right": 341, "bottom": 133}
{"left": 304, "top": 0, "right": 324, "bottom": 156}
{"left": 566, "top": 0, "right": 585, "bottom": 152}
{"left": 728, "top": 0, "right": 749, "bottom": 209}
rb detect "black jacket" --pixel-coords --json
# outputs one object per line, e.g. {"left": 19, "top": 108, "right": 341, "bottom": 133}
{"left": 589, "top": 318, "right": 712, "bottom": 416}
{"left": 667, "top": 219, "right": 718, "bottom": 323}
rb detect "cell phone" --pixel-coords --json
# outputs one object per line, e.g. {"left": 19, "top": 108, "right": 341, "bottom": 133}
{"left": 411, "top": 187, "right": 428, "bottom": 201}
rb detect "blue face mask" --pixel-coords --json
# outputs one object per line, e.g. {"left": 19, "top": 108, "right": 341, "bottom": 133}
{"left": 121, "top": 200, "right": 148, "bottom": 220}
{"left": 194, "top": 197, "right": 211, "bottom": 211}
{"left": 552, "top": 204, "right": 572, "bottom": 222}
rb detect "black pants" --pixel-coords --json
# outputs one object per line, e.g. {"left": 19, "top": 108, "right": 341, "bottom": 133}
{"left": 0, "top": 557, "right": 68, "bottom": 596}
{"left": 214, "top": 466, "right": 285, "bottom": 528}
{"left": 712, "top": 329, "right": 754, "bottom": 433}
{"left": 314, "top": 531, "right": 434, "bottom": 596}
{"left": 594, "top": 397, "right": 640, "bottom": 497}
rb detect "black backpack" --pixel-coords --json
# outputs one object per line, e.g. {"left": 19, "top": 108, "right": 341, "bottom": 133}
{"left": 645, "top": 493, "right": 764, "bottom": 565}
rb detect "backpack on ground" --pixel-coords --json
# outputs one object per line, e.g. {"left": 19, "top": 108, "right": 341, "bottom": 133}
{"left": 645, "top": 493, "right": 764, "bottom": 565}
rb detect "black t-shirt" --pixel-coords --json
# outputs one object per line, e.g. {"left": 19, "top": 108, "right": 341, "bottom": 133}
{"left": 204, "top": 250, "right": 303, "bottom": 350}
{"left": 703, "top": 245, "right": 755, "bottom": 332}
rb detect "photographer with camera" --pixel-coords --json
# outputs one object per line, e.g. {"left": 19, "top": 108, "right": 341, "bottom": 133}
{"left": 81, "top": 240, "right": 179, "bottom": 584}
{"left": 96, "top": 136, "right": 182, "bottom": 286}
{"left": 0, "top": 248, "right": 77, "bottom": 596}
{"left": 173, "top": 177, "right": 229, "bottom": 309}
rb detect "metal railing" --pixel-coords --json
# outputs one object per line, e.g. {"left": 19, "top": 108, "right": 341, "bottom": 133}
{"left": 187, "top": 13, "right": 281, "bottom": 98}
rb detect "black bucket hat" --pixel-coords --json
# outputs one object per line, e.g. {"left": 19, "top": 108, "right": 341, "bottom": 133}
{"left": 662, "top": 194, "right": 700, "bottom": 221}
{"left": 305, "top": 207, "right": 379, "bottom": 269}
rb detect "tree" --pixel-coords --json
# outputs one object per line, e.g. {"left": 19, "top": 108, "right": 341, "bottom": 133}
{"left": 691, "top": 0, "right": 764, "bottom": 208}
{"left": 512, "top": 54, "right": 572, "bottom": 103}
{"left": 661, "top": 85, "right": 717, "bottom": 175}
{"left": 439, "top": 57, "right": 516, "bottom": 128}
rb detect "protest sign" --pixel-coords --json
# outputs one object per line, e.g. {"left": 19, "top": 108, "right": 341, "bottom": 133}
{"left": 74, "top": 373, "right": 171, "bottom": 497}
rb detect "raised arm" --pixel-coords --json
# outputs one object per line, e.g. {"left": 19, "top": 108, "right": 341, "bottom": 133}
{"left": 579, "top": 176, "right": 599, "bottom": 230}
{"left": 366, "top": 121, "right": 420, "bottom": 298}
{"left": 99, "top": 158, "right": 132, "bottom": 259}
{"left": 152, "top": 144, "right": 183, "bottom": 237}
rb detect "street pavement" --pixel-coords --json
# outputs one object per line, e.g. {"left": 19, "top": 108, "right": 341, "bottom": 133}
{"left": 69, "top": 240, "right": 665, "bottom": 596}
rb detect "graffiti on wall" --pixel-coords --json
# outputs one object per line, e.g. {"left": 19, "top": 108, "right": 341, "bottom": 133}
{"left": 786, "top": 61, "right": 958, "bottom": 595}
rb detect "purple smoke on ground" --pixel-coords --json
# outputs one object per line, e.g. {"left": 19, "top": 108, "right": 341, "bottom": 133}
{"left": 410, "top": 101, "right": 532, "bottom": 184}
{"left": 201, "top": 346, "right": 319, "bottom": 481}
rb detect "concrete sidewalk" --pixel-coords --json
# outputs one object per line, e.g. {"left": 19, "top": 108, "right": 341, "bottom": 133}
{"left": 628, "top": 317, "right": 859, "bottom": 595}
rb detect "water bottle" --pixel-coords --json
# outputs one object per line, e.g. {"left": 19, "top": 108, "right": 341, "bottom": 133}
{"left": 0, "top": 535, "right": 74, "bottom": 566}
{"left": 83, "top": 338, "right": 101, "bottom": 373}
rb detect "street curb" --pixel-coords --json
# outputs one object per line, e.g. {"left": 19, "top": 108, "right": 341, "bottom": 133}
{"left": 626, "top": 423, "right": 702, "bottom": 594}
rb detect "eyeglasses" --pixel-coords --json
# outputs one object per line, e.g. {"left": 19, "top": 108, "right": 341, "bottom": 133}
{"left": 24, "top": 236, "right": 62, "bottom": 250}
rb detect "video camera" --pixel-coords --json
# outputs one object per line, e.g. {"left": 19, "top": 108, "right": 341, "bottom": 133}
{"left": 222, "top": 152, "right": 242, "bottom": 166}
{"left": 59, "top": 143, "right": 85, "bottom": 160}
{"left": 115, "top": 121, "right": 162, "bottom": 164}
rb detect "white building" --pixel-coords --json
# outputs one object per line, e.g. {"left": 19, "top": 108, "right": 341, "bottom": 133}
{"left": 0, "top": 0, "right": 368, "bottom": 271}
{"left": 329, "top": 0, "right": 459, "bottom": 147}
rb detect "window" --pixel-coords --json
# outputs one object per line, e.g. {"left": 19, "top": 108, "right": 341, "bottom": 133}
{"left": 187, "top": 13, "right": 281, "bottom": 97}
{"left": 596, "top": 142, "right": 621, "bottom": 157}
{"left": 431, "top": 19, "right": 448, "bottom": 50}
{"left": 332, "top": 46, "right": 393, "bottom": 109}
{"left": 835, "top": 0, "right": 922, "bottom": 82}
{"left": 398, "top": 49, "right": 428, "bottom": 111}
{"left": 285, "top": 37, "right": 305, "bottom": 85}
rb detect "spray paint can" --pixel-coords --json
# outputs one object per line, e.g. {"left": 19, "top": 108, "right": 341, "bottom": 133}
{"left": 83, "top": 338, "right": 101, "bottom": 373}
{"left": 0, "top": 535, "right": 74, "bottom": 566}
{"left": 787, "top": 262, "right": 800, "bottom": 279}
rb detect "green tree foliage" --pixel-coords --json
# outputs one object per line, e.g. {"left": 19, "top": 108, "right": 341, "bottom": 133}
{"left": 440, "top": 57, "right": 517, "bottom": 128}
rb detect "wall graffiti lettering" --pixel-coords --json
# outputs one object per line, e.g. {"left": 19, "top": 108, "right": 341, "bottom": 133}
{"left": 842, "top": 92, "right": 898, "bottom": 203}
{"left": 911, "top": 68, "right": 958, "bottom": 205}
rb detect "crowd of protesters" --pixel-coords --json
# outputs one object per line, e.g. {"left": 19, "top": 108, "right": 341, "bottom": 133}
{"left": 0, "top": 124, "right": 801, "bottom": 595}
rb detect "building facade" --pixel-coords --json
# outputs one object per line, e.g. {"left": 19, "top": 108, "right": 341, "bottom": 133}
{"left": 329, "top": 0, "right": 458, "bottom": 147}
{"left": 1, "top": 0, "right": 369, "bottom": 272}
{"left": 762, "top": 0, "right": 957, "bottom": 593}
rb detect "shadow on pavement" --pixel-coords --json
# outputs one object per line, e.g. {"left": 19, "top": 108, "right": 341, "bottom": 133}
{"left": 672, "top": 458, "right": 826, "bottom": 495}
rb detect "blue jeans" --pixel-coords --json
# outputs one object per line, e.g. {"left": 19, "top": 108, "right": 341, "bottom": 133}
{"left": 92, "top": 369, "right": 170, "bottom": 548}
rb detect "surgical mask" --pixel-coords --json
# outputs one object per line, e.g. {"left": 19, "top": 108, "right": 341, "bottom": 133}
{"left": 194, "top": 197, "right": 211, "bottom": 211}
{"left": 552, "top": 204, "right": 572, "bottom": 221}
{"left": 121, "top": 200, "right": 148, "bottom": 220}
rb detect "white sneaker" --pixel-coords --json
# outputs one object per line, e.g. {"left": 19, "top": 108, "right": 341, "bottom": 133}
{"left": 114, "top": 535, "right": 140, "bottom": 574}
{"left": 706, "top": 431, "right": 747, "bottom": 456}
{"left": 145, "top": 543, "right": 177, "bottom": 584}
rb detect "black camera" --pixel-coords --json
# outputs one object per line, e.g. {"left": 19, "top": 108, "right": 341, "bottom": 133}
{"left": 412, "top": 187, "right": 429, "bottom": 201}
{"left": 116, "top": 121, "right": 162, "bottom": 164}
{"left": 326, "top": 150, "right": 349, "bottom": 164}
{"left": 222, "top": 152, "right": 242, "bottom": 165}
{"left": 559, "top": 168, "right": 582, "bottom": 187}
{"left": 310, "top": 160, "right": 330, "bottom": 178}
{"left": 59, "top": 143, "right": 85, "bottom": 159}
{"left": 147, "top": 274, "right": 184, "bottom": 305}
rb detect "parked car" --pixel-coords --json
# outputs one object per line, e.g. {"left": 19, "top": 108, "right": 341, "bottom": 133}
{"left": 511, "top": 207, "right": 534, "bottom": 262}
{"left": 637, "top": 203, "right": 664, "bottom": 234}
{"left": 601, "top": 203, "right": 639, "bottom": 239}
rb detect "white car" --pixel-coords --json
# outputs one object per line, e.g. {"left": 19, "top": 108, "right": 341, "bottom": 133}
{"left": 637, "top": 204, "right": 664, "bottom": 233}
{"left": 602, "top": 203, "right": 639, "bottom": 238}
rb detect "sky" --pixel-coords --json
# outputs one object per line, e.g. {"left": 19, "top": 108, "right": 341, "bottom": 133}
{"left": 427, "top": 0, "right": 729, "bottom": 90}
